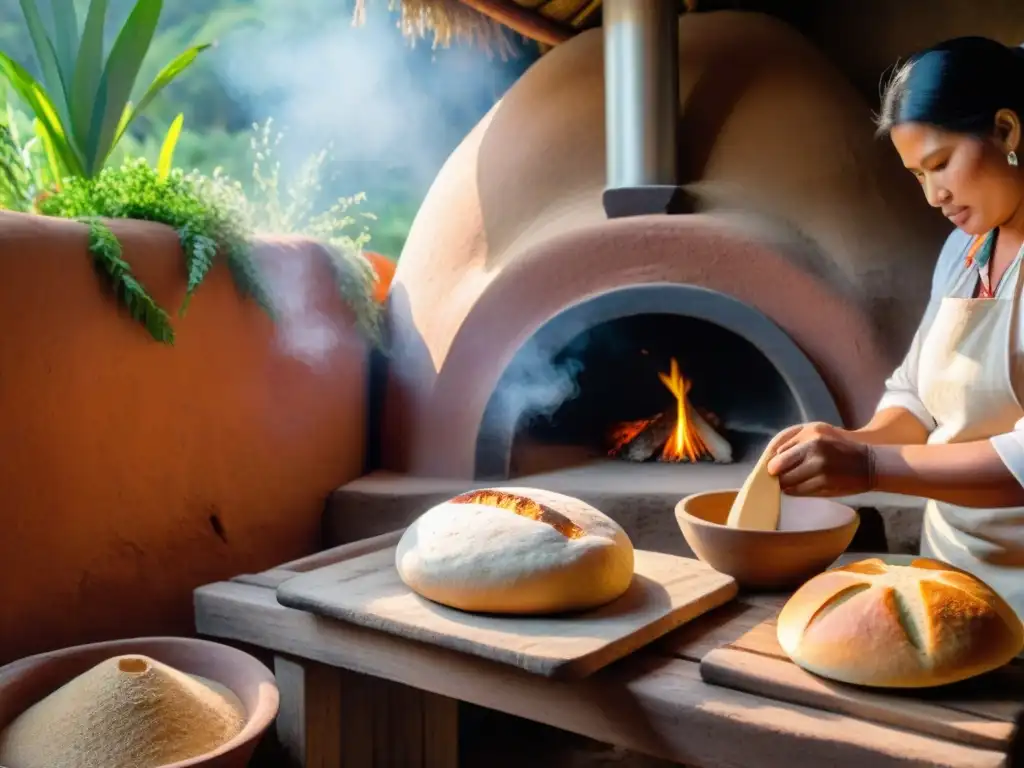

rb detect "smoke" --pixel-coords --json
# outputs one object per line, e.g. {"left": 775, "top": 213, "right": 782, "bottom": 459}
{"left": 485, "top": 337, "right": 585, "bottom": 434}
{"left": 208, "top": 1, "right": 534, "bottom": 365}
{"left": 260, "top": 253, "right": 343, "bottom": 369}
{"left": 212, "top": 2, "right": 530, "bottom": 198}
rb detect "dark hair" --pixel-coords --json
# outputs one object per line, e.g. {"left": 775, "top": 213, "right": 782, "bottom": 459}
{"left": 876, "top": 37, "right": 1024, "bottom": 136}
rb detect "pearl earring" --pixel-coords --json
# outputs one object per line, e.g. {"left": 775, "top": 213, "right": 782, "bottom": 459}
{"left": 1010, "top": 151, "right": 1019, "bottom": 167}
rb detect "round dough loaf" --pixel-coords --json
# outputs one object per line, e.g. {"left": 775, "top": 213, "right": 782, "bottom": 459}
{"left": 777, "top": 557, "right": 1024, "bottom": 688}
{"left": 395, "top": 487, "right": 634, "bottom": 614}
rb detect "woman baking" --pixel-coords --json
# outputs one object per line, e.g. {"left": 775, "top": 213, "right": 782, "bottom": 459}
{"left": 767, "top": 36, "right": 1024, "bottom": 618}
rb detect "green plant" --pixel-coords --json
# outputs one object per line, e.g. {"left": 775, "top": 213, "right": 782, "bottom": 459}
{"left": 0, "top": 0, "right": 208, "bottom": 180}
{"left": 0, "top": 118, "right": 31, "bottom": 211}
{"left": 38, "top": 158, "right": 274, "bottom": 344}
{"left": 192, "top": 119, "right": 384, "bottom": 345}
{"left": 0, "top": 92, "right": 54, "bottom": 209}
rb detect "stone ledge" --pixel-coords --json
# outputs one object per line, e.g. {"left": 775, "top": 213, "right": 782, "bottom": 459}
{"left": 325, "top": 468, "right": 925, "bottom": 555}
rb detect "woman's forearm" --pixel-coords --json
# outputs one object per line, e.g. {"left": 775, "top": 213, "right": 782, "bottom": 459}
{"left": 873, "top": 441, "right": 1024, "bottom": 507}
{"left": 851, "top": 407, "right": 931, "bottom": 446}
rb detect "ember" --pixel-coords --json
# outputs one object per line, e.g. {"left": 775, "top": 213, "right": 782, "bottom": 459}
{"left": 607, "top": 358, "right": 733, "bottom": 464}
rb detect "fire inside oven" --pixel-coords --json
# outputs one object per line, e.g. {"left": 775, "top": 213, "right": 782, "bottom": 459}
{"left": 508, "top": 313, "right": 801, "bottom": 472}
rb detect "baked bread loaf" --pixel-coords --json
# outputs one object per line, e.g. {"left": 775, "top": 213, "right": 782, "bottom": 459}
{"left": 395, "top": 487, "right": 634, "bottom": 614}
{"left": 777, "top": 557, "right": 1024, "bottom": 688}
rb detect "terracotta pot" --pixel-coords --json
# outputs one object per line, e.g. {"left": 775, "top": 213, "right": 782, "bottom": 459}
{"left": 364, "top": 250, "right": 396, "bottom": 303}
{"left": 0, "top": 637, "right": 279, "bottom": 767}
{"left": 0, "top": 212, "right": 369, "bottom": 664}
{"left": 676, "top": 490, "right": 860, "bottom": 590}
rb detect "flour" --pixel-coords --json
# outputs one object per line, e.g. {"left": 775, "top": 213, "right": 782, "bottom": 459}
{"left": 0, "top": 655, "right": 245, "bottom": 768}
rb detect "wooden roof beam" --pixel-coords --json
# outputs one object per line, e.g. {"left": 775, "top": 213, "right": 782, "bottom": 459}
{"left": 459, "top": 0, "right": 576, "bottom": 46}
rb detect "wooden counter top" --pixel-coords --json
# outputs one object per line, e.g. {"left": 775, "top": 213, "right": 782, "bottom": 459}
{"left": 194, "top": 532, "right": 1023, "bottom": 768}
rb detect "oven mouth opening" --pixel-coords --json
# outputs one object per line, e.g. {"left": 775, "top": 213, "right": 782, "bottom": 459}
{"left": 475, "top": 284, "right": 841, "bottom": 481}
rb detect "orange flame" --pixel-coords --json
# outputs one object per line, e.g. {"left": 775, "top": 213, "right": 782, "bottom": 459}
{"left": 657, "top": 358, "right": 711, "bottom": 462}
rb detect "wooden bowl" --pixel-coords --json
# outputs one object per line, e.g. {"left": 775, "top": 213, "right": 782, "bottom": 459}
{"left": 675, "top": 490, "right": 860, "bottom": 590}
{"left": 0, "top": 637, "right": 279, "bottom": 767}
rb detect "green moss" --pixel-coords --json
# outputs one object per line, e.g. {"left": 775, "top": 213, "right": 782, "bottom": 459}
{"left": 4, "top": 117, "right": 382, "bottom": 348}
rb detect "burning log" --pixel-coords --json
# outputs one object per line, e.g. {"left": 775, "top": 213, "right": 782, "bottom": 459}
{"left": 677, "top": 406, "right": 733, "bottom": 463}
{"left": 606, "top": 358, "right": 734, "bottom": 464}
{"left": 608, "top": 412, "right": 675, "bottom": 462}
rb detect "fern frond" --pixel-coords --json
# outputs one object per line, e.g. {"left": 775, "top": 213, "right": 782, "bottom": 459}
{"left": 178, "top": 223, "right": 217, "bottom": 315}
{"left": 39, "top": 161, "right": 275, "bottom": 338}
{"left": 324, "top": 242, "right": 383, "bottom": 348}
{"left": 86, "top": 218, "right": 175, "bottom": 344}
{"left": 226, "top": 243, "right": 276, "bottom": 320}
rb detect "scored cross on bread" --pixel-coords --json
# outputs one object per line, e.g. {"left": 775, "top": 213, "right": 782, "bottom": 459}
{"left": 777, "top": 557, "right": 1024, "bottom": 688}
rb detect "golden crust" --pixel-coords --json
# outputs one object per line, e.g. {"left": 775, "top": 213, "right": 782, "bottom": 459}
{"left": 449, "top": 489, "right": 586, "bottom": 539}
{"left": 777, "top": 557, "right": 1024, "bottom": 688}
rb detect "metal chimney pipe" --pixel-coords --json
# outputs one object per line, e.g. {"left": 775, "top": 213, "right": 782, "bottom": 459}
{"left": 602, "top": 0, "right": 689, "bottom": 217}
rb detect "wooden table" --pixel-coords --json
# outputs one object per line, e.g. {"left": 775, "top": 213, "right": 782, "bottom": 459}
{"left": 193, "top": 531, "right": 1024, "bottom": 768}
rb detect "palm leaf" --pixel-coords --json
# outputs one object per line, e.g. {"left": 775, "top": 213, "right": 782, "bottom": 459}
{"left": 0, "top": 122, "right": 31, "bottom": 211}
{"left": 113, "top": 44, "right": 210, "bottom": 146}
{"left": 18, "top": 0, "right": 70, "bottom": 121}
{"left": 70, "top": 0, "right": 107, "bottom": 149}
{"left": 34, "top": 117, "right": 63, "bottom": 188}
{"left": 85, "top": 0, "right": 163, "bottom": 175}
{"left": 50, "top": 0, "right": 80, "bottom": 86}
{"left": 0, "top": 51, "right": 83, "bottom": 176}
{"left": 157, "top": 112, "right": 182, "bottom": 179}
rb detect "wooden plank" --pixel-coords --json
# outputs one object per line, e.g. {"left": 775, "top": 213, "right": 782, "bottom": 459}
{"left": 194, "top": 580, "right": 1009, "bottom": 768}
{"left": 702, "top": 647, "right": 1015, "bottom": 751}
{"left": 273, "top": 655, "right": 458, "bottom": 767}
{"left": 659, "top": 598, "right": 779, "bottom": 662}
{"left": 275, "top": 547, "right": 738, "bottom": 679}
{"left": 274, "top": 656, "right": 343, "bottom": 767}
{"left": 235, "top": 569, "right": 299, "bottom": 589}
{"left": 278, "top": 529, "right": 406, "bottom": 573}
{"left": 272, "top": 655, "right": 456, "bottom": 768}
{"left": 725, "top": 614, "right": 1024, "bottom": 724}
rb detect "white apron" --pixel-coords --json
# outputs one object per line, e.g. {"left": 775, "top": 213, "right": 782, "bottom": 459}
{"left": 917, "top": 244, "right": 1024, "bottom": 619}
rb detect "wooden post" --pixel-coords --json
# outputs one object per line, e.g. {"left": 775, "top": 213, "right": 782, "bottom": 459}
{"left": 274, "top": 655, "right": 459, "bottom": 767}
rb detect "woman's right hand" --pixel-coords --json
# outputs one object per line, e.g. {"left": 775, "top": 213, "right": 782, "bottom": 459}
{"left": 770, "top": 422, "right": 852, "bottom": 456}
{"left": 765, "top": 422, "right": 875, "bottom": 497}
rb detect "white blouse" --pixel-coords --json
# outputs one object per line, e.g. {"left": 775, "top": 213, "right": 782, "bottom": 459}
{"left": 876, "top": 228, "right": 1024, "bottom": 487}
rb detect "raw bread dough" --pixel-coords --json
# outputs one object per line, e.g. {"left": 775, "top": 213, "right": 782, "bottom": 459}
{"left": 726, "top": 437, "right": 782, "bottom": 530}
{"left": 395, "top": 487, "right": 635, "bottom": 614}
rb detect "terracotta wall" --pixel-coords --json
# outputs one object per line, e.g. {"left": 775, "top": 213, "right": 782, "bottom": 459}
{"left": 0, "top": 212, "right": 368, "bottom": 664}
{"left": 382, "top": 11, "right": 950, "bottom": 479}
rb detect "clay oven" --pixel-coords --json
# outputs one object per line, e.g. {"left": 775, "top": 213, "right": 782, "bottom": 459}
{"left": 380, "top": 9, "right": 950, "bottom": 486}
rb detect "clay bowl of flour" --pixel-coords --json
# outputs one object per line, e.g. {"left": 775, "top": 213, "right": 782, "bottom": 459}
{"left": 0, "top": 637, "right": 279, "bottom": 768}
{"left": 675, "top": 490, "right": 859, "bottom": 590}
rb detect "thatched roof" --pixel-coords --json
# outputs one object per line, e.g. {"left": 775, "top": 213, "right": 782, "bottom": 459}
{"left": 354, "top": 0, "right": 694, "bottom": 56}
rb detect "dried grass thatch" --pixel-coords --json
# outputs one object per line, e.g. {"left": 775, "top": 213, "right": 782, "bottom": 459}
{"left": 353, "top": 0, "right": 522, "bottom": 57}
{"left": 353, "top": 0, "right": 698, "bottom": 56}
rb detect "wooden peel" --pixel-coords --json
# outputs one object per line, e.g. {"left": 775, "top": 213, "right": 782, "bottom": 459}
{"left": 725, "top": 434, "right": 785, "bottom": 531}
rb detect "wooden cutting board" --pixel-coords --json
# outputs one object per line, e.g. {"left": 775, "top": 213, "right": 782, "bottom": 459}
{"left": 276, "top": 546, "right": 737, "bottom": 679}
{"left": 700, "top": 613, "right": 1024, "bottom": 751}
